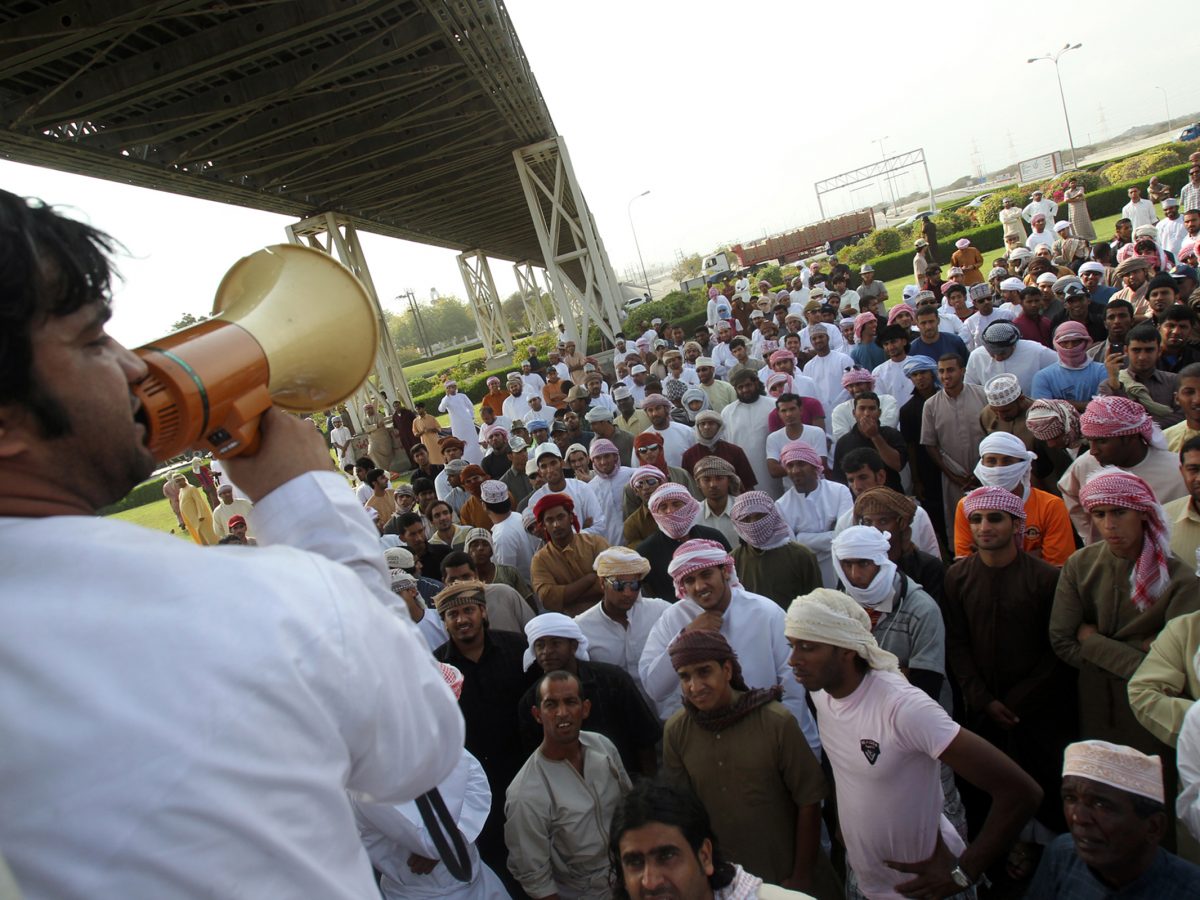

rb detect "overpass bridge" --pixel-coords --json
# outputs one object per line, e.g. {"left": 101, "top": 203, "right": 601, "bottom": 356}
{"left": 0, "top": 0, "right": 627, "bottom": 406}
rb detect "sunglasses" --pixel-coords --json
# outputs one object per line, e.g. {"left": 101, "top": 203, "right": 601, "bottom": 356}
{"left": 636, "top": 445, "right": 662, "bottom": 453}
{"left": 606, "top": 578, "right": 642, "bottom": 592}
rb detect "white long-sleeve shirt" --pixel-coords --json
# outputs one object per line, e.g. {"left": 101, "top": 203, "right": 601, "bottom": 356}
{"left": 871, "top": 357, "right": 915, "bottom": 408}
{"left": 576, "top": 595, "right": 672, "bottom": 697}
{"left": 638, "top": 587, "right": 822, "bottom": 753}
{"left": 1123, "top": 198, "right": 1158, "bottom": 230}
{"left": 490, "top": 512, "right": 542, "bottom": 585}
{"left": 962, "top": 307, "right": 1016, "bottom": 353}
{"left": 588, "top": 466, "right": 635, "bottom": 547}
{"left": 710, "top": 341, "right": 737, "bottom": 377}
{"left": 965, "top": 340, "right": 1058, "bottom": 396}
{"left": 775, "top": 479, "right": 854, "bottom": 588}
{"left": 502, "top": 393, "right": 533, "bottom": 423}
{"left": 1022, "top": 198, "right": 1059, "bottom": 224}
{"left": 641, "top": 421, "right": 696, "bottom": 468}
{"left": 830, "top": 395, "right": 900, "bottom": 443}
{"left": 0, "top": 471, "right": 464, "bottom": 899}
{"left": 803, "top": 350, "right": 855, "bottom": 417}
{"left": 1158, "top": 215, "right": 1188, "bottom": 258}
{"left": 527, "top": 478, "right": 606, "bottom": 538}
{"left": 353, "top": 750, "right": 506, "bottom": 899}
{"left": 721, "top": 396, "right": 778, "bottom": 498}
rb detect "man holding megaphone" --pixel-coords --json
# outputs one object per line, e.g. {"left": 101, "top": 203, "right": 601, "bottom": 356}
{"left": 0, "top": 191, "right": 465, "bottom": 898}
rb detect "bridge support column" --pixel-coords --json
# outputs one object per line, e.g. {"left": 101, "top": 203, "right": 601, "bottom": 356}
{"left": 514, "top": 260, "right": 553, "bottom": 335}
{"left": 457, "top": 249, "right": 514, "bottom": 361}
{"left": 513, "top": 135, "right": 624, "bottom": 353}
{"left": 285, "top": 213, "right": 412, "bottom": 430}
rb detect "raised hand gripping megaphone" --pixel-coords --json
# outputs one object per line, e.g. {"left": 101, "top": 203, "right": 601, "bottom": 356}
{"left": 133, "top": 244, "right": 378, "bottom": 460}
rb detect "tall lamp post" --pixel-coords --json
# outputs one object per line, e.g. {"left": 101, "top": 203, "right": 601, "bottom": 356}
{"left": 1156, "top": 85, "right": 1172, "bottom": 133}
{"left": 628, "top": 190, "right": 652, "bottom": 300}
{"left": 871, "top": 136, "right": 897, "bottom": 209}
{"left": 1028, "top": 43, "right": 1082, "bottom": 170}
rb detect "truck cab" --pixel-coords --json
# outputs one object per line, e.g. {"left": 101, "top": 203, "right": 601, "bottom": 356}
{"left": 701, "top": 252, "right": 733, "bottom": 279}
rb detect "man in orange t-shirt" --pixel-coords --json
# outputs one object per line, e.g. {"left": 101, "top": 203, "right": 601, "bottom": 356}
{"left": 952, "top": 432, "right": 1074, "bottom": 565}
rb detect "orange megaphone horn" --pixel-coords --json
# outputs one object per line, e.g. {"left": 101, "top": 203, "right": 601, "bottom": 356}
{"left": 133, "top": 244, "right": 378, "bottom": 460}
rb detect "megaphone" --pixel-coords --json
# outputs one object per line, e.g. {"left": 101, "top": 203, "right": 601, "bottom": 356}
{"left": 133, "top": 244, "right": 378, "bottom": 461}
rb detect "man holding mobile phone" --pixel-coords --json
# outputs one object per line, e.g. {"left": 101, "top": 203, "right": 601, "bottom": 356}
{"left": 1087, "top": 298, "right": 1135, "bottom": 363}
{"left": 1099, "top": 322, "right": 1183, "bottom": 429}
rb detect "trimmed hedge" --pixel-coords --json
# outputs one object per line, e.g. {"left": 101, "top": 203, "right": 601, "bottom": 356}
{"left": 400, "top": 328, "right": 535, "bottom": 368}
{"left": 98, "top": 472, "right": 176, "bottom": 516}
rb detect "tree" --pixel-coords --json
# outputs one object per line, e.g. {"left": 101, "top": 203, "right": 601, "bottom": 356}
{"left": 671, "top": 253, "right": 702, "bottom": 284}
{"left": 170, "top": 312, "right": 207, "bottom": 331}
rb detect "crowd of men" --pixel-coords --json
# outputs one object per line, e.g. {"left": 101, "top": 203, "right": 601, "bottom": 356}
{"left": 247, "top": 168, "right": 1200, "bottom": 900}
{"left": 19, "top": 166, "right": 1200, "bottom": 900}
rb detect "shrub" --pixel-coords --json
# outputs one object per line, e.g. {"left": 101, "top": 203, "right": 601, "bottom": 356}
{"left": 974, "top": 187, "right": 1030, "bottom": 225}
{"left": 1101, "top": 148, "right": 1184, "bottom": 184}
{"left": 754, "top": 265, "right": 783, "bottom": 289}
{"left": 98, "top": 473, "right": 174, "bottom": 515}
{"left": 844, "top": 243, "right": 875, "bottom": 267}
{"left": 869, "top": 228, "right": 902, "bottom": 256}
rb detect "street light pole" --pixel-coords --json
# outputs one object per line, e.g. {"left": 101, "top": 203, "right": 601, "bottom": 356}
{"left": 871, "top": 136, "right": 897, "bottom": 209}
{"left": 628, "top": 190, "right": 652, "bottom": 300}
{"left": 1156, "top": 85, "right": 1172, "bottom": 133}
{"left": 1028, "top": 43, "right": 1082, "bottom": 170}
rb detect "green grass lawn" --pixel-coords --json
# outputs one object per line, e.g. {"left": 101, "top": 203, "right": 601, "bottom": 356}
{"left": 403, "top": 345, "right": 489, "bottom": 381}
{"left": 879, "top": 210, "right": 1124, "bottom": 307}
{"left": 108, "top": 497, "right": 189, "bottom": 538}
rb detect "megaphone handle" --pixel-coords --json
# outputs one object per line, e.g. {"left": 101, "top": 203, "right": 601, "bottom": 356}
{"left": 206, "top": 384, "right": 272, "bottom": 458}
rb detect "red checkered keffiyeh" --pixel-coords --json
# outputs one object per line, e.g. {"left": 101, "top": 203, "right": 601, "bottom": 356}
{"left": 1026, "top": 399, "right": 1082, "bottom": 446}
{"left": 731, "top": 491, "right": 793, "bottom": 550}
{"left": 648, "top": 483, "right": 701, "bottom": 540}
{"left": 1079, "top": 396, "right": 1153, "bottom": 444}
{"left": 779, "top": 439, "right": 823, "bottom": 473}
{"left": 962, "top": 486, "right": 1027, "bottom": 544}
{"left": 667, "top": 539, "right": 739, "bottom": 601}
{"left": 1080, "top": 469, "right": 1170, "bottom": 612}
{"left": 437, "top": 663, "right": 464, "bottom": 699}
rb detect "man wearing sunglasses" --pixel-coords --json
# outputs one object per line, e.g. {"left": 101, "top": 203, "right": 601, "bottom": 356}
{"left": 576, "top": 548, "right": 671, "bottom": 704}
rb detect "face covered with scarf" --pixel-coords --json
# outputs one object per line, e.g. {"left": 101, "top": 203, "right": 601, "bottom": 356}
{"left": 649, "top": 482, "right": 702, "bottom": 540}
{"left": 694, "top": 410, "right": 725, "bottom": 447}
{"left": 730, "top": 490, "right": 794, "bottom": 550}
{"left": 1053, "top": 320, "right": 1092, "bottom": 369}
{"left": 681, "top": 387, "right": 711, "bottom": 423}
{"left": 973, "top": 431, "right": 1036, "bottom": 499}
{"left": 1080, "top": 468, "right": 1170, "bottom": 612}
{"left": 1026, "top": 398, "right": 1082, "bottom": 449}
{"left": 831, "top": 526, "right": 899, "bottom": 613}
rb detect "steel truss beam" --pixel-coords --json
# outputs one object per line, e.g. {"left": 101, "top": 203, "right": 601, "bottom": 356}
{"left": 284, "top": 213, "right": 412, "bottom": 426}
{"left": 513, "top": 260, "right": 554, "bottom": 334}
{"left": 457, "top": 249, "right": 514, "bottom": 359}
{"left": 813, "top": 148, "right": 937, "bottom": 218}
{"left": 513, "top": 135, "right": 622, "bottom": 351}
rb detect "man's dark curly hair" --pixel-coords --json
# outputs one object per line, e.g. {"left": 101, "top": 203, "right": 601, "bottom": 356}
{"left": 0, "top": 190, "right": 121, "bottom": 436}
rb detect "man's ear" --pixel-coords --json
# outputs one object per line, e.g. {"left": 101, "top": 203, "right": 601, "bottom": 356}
{"left": 0, "top": 403, "right": 36, "bottom": 460}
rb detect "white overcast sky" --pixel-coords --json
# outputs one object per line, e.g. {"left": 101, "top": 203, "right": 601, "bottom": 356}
{"left": 2, "top": 0, "right": 1195, "bottom": 347}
